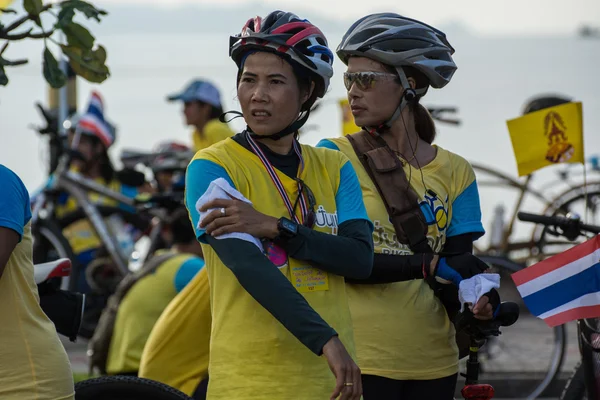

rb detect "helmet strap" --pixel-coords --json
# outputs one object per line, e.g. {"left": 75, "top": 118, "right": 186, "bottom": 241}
{"left": 362, "top": 68, "right": 427, "bottom": 134}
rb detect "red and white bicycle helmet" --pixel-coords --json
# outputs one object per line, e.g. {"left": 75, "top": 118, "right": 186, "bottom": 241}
{"left": 229, "top": 10, "right": 334, "bottom": 105}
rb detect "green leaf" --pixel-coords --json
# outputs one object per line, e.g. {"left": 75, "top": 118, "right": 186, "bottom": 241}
{"left": 58, "top": 0, "right": 107, "bottom": 23}
{"left": 55, "top": 7, "right": 75, "bottom": 29}
{"left": 0, "top": 65, "right": 8, "bottom": 86}
{"left": 61, "top": 44, "right": 109, "bottom": 83}
{"left": 43, "top": 47, "right": 67, "bottom": 88}
{"left": 23, "top": 0, "right": 43, "bottom": 26}
{"left": 62, "top": 21, "right": 94, "bottom": 50}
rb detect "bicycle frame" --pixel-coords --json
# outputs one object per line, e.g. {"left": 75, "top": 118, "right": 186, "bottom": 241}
{"left": 33, "top": 156, "right": 136, "bottom": 278}
{"left": 461, "top": 335, "right": 495, "bottom": 400}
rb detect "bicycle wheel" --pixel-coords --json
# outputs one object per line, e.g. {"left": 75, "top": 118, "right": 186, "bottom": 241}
{"left": 32, "top": 218, "right": 80, "bottom": 291}
{"left": 561, "top": 363, "right": 587, "bottom": 400}
{"left": 466, "top": 255, "right": 567, "bottom": 400}
{"left": 75, "top": 376, "right": 193, "bottom": 400}
{"left": 532, "top": 183, "right": 600, "bottom": 257}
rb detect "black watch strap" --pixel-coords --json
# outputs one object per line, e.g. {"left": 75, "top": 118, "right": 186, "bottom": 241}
{"left": 275, "top": 217, "right": 299, "bottom": 242}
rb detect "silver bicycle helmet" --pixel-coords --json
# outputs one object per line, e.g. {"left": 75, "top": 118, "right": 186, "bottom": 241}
{"left": 337, "top": 13, "right": 457, "bottom": 130}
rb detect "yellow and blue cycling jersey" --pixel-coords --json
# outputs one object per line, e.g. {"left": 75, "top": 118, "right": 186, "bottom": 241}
{"left": 184, "top": 137, "right": 369, "bottom": 399}
{"left": 107, "top": 252, "right": 203, "bottom": 374}
{"left": 139, "top": 267, "right": 211, "bottom": 396}
{"left": 191, "top": 119, "right": 233, "bottom": 152}
{"left": 318, "top": 137, "right": 485, "bottom": 380}
{"left": 0, "top": 165, "right": 74, "bottom": 399}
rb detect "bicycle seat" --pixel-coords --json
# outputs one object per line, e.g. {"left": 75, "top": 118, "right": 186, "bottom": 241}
{"left": 34, "top": 258, "right": 72, "bottom": 285}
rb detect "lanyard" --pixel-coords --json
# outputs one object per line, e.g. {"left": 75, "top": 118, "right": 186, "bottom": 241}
{"left": 245, "top": 131, "right": 309, "bottom": 225}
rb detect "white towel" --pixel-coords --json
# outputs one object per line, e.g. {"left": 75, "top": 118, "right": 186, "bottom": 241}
{"left": 195, "top": 178, "right": 263, "bottom": 250}
{"left": 458, "top": 273, "right": 501, "bottom": 312}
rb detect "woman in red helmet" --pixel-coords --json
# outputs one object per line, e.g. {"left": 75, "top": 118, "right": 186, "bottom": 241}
{"left": 183, "top": 10, "right": 373, "bottom": 400}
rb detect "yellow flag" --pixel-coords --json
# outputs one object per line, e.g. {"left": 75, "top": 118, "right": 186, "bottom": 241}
{"left": 0, "top": 0, "right": 14, "bottom": 10}
{"left": 339, "top": 98, "right": 360, "bottom": 136}
{"left": 507, "top": 102, "right": 584, "bottom": 177}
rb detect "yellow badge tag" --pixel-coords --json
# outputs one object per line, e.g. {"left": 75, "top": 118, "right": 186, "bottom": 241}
{"left": 291, "top": 266, "right": 329, "bottom": 292}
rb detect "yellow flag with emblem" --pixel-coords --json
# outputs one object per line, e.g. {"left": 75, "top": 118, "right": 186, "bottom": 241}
{"left": 339, "top": 98, "right": 360, "bottom": 136}
{"left": 507, "top": 102, "right": 584, "bottom": 177}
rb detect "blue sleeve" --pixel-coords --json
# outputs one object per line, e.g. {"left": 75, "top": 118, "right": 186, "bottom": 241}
{"left": 447, "top": 180, "right": 485, "bottom": 240}
{"left": 336, "top": 161, "right": 371, "bottom": 227}
{"left": 174, "top": 257, "right": 204, "bottom": 293}
{"left": 316, "top": 139, "right": 340, "bottom": 151}
{"left": 0, "top": 165, "right": 32, "bottom": 241}
{"left": 185, "top": 159, "right": 236, "bottom": 243}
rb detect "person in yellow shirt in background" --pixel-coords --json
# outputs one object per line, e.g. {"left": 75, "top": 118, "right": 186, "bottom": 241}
{"left": 106, "top": 207, "right": 204, "bottom": 376}
{"left": 166, "top": 79, "right": 233, "bottom": 152}
{"left": 0, "top": 164, "right": 74, "bottom": 400}
{"left": 139, "top": 259, "right": 211, "bottom": 399}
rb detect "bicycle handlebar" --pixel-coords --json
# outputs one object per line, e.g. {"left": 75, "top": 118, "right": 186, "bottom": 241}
{"left": 517, "top": 211, "right": 600, "bottom": 240}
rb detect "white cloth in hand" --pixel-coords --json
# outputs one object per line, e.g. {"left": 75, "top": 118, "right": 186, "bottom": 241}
{"left": 458, "top": 273, "right": 500, "bottom": 312}
{"left": 195, "top": 177, "right": 263, "bottom": 250}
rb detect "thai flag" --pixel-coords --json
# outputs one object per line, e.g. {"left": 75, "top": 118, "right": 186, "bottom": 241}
{"left": 77, "top": 91, "right": 114, "bottom": 148}
{"left": 512, "top": 235, "right": 600, "bottom": 327}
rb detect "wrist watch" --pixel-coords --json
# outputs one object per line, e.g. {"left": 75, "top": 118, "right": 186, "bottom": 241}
{"left": 276, "top": 217, "right": 299, "bottom": 241}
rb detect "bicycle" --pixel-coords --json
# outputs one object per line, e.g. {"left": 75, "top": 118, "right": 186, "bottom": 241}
{"left": 31, "top": 103, "right": 152, "bottom": 289}
{"left": 473, "top": 158, "right": 600, "bottom": 262}
{"left": 455, "top": 301, "right": 520, "bottom": 399}
{"left": 517, "top": 211, "right": 600, "bottom": 400}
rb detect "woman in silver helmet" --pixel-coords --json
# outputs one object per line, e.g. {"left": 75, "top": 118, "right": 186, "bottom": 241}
{"left": 318, "top": 13, "right": 499, "bottom": 399}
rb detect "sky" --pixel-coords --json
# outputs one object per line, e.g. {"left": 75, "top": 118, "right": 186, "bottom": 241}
{"left": 93, "top": 0, "right": 600, "bottom": 36}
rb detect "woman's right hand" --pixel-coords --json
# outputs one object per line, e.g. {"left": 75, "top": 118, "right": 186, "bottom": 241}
{"left": 322, "top": 336, "right": 362, "bottom": 400}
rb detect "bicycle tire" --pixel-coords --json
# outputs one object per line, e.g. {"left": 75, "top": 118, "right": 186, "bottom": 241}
{"left": 532, "top": 184, "right": 600, "bottom": 256}
{"left": 32, "top": 218, "right": 81, "bottom": 291}
{"left": 75, "top": 376, "right": 193, "bottom": 400}
{"left": 560, "top": 363, "right": 587, "bottom": 400}
{"left": 475, "top": 255, "right": 567, "bottom": 400}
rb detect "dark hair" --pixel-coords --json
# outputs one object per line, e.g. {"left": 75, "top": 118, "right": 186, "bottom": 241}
{"left": 169, "top": 208, "right": 196, "bottom": 245}
{"left": 86, "top": 135, "right": 116, "bottom": 183}
{"left": 402, "top": 67, "right": 437, "bottom": 144}
{"left": 522, "top": 94, "right": 572, "bottom": 115}
{"left": 210, "top": 104, "right": 224, "bottom": 120}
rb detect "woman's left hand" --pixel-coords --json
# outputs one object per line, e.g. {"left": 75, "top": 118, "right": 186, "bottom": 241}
{"left": 472, "top": 295, "right": 494, "bottom": 320}
{"left": 199, "top": 198, "right": 279, "bottom": 239}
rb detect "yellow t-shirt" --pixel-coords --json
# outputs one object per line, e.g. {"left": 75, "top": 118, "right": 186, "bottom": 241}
{"left": 54, "top": 174, "right": 138, "bottom": 255}
{"left": 0, "top": 165, "right": 74, "bottom": 399}
{"left": 192, "top": 119, "right": 234, "bottom": 152}
{"left": 139, "top": 267, "right": 211, "bottom": 396}
{"left": 184, "top": 138, "right": 362, "bottom": 399}
{"left": 318, "top": 137, "right": 485, "bottom": 380}
{"left": 107, "top": 252, "right": 204, "bottom": 374}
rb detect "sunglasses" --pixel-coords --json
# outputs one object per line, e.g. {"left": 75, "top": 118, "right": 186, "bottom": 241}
{"left": 292, "top": 178, "right": 316, "bottom": 229}
{"left": 343, "top": 71, "right": 398, "bottom": 91}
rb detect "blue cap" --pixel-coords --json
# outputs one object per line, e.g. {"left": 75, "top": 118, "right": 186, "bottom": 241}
{"left": 166, "top": 80, "right": 222, "bottom": 108}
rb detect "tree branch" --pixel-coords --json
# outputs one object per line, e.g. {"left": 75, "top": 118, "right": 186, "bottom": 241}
{"left": 2, "top": 4, "right": 53, "bottom": 34}
{"left": 1, "top": 28, "right": 55, "bottom": 41}
{"left": 0, "top": 42, "right": 8, "bottom": 56}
